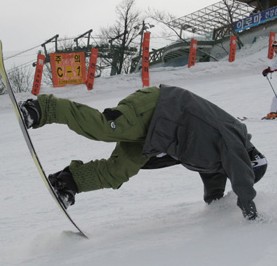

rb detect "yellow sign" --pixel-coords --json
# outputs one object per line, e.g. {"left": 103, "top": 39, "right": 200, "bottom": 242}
{"left": 50, "top": 52, "right": 86, "bottom": 87}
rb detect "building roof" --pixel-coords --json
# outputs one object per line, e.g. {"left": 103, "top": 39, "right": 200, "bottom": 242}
{"left": 236, "top": 0, "right": 259, "bottom": 7}
{"left": 169, "top": 0, "right": 255, "bottom": 39}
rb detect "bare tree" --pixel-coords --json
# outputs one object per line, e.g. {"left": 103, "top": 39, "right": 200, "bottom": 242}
{"left": 147, "top": 9, "right": 182, "bottom": 42}
{"left": 150, "top": 1, "right": 245, "bottom": 48}
{"left": 42, "top": 63, "right": 53, "bottom": 86}
{"left": 0, "top": 65, "right": 33, "bottom": 94}
{"left": 148, "top": 0, "right": 249, "bottom": 60}
{"left": 220, "top": 0, "right": 244, "bottom": 49}
{"left": 100, "top": 0, "right": 142, "bottom": 75}
{"left": 58, "top": 37, "right": 75, "bottom": 51}
{"left": 148, "top": 8, "right": 219, "bottom": 61}
{"left": 7, "top": 66, "right": 32, "bottom": 93}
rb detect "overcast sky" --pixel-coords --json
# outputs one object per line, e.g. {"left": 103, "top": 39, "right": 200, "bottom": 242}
{"left": 1, "top": 0, "right": 219, "bottom": 53}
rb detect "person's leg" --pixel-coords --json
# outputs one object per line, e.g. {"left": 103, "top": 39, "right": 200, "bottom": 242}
{"left": 48, "top": 141, "right": 148, "bottom": 207}
{"left": 199, "top": 172, "right": 227, "bottom": 204}
{"left": 270, "top": 96, "right": 277, "bottom": 112}
{"left": 69, "top": 141, "right": 148, "bottom": 193}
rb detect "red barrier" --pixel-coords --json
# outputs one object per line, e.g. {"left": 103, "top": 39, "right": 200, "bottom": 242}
{"left": 142, "top": 31, "right": 150, "bottom": 87}
{"left": 268, "top": 32, "right": 276, "bottom": 59}
{"left": 229, "top": 36, "right": 237, "bottom": 62}
{"left": 188, "top": 38, "right": 197, "bottom": 68}
{"left": 86, "top": 48, "right": 98, "bottom": 90}
{"left": 31, "top": 53, "right": 45, "bottom": 95}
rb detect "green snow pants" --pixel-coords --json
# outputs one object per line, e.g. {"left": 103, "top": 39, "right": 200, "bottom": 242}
{"left": 36, "top": 87, "right": 160, "bottom": 193}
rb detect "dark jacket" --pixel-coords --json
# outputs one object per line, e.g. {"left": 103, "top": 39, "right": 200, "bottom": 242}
{"left": 143, "top": 84, "right": 256, "bottom": 202}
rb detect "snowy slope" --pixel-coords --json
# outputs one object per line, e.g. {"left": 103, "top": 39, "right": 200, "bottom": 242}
{"left": 1, "top": 36, "right": 277, "bottom": 266}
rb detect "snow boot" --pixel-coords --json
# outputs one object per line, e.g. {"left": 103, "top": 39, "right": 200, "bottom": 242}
{"left": 262, "top": 112, "right": 277, "bottom": 120}
{"left": 48, "top": 167, "right": 78, "bottom": 209}
{"left": 19, "top": 99, "right": 41, "bottom": 128}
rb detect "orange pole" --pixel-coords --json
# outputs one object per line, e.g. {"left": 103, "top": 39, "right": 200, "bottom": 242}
{"left": 229, "top": 36, "right": 237, "bottom": 63}
{"left": 188, "top": 38, "right": 197, "bottom": 68}
{"left": 86, "top": 48, "right": 98, "bottom": 90}
{"left": 268, "top": 32, "right": 276, "bottom": 59}
{"left": 31, "top": 53, "right": 45, "bottom": 95}
{"left": 141, "top": 31, "right": 150, "bottom": 87}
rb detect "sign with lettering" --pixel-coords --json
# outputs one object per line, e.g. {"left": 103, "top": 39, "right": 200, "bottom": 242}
{"left": 234, "top": 6, "right": 277, "bottom": 32}
{"left": 142, "top": 31, "right": 151, "bottom": 87}
{"left": 86, "top": 48, "right": 98, "bottom": 90}
{"left": 50, "top": 52, "right": 86, "bottom": 87}
{"left": 32, "top": 53, "right": 45, "bottom": 95}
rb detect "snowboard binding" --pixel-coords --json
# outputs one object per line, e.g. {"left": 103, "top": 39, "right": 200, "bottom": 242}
{"left": 48, "top": 167, "right": 78, "bottom": 209}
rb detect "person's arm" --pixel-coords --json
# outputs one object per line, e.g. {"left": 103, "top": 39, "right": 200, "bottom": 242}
{"left": 262, "top": 58, "right": 277, "bottom": 76}
{"left": 221, "top": 144, "right": 257, "bottom": 220}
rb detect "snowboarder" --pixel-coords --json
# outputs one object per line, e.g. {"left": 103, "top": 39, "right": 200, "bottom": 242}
{"left": 262, "top": 40, "right": 277, "bottom": 119}
{"left": 19, "top": 84, "right": 267, "bottom": 220}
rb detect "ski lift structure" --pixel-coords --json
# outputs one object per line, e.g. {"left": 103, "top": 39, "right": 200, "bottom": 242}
{"left": 35, "top": 29, "right": 137, "bottom": 77}
{"left": 37, "top": 30, "right": 104, "bottom": 77}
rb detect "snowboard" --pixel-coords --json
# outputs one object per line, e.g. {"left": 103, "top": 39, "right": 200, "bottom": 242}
{"left": 0, "top": 41, "right": 88, "bottom": 239}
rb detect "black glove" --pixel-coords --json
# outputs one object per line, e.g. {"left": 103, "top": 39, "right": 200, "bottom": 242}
{"left": 237, "top": 198, "right": 257, "bottom": 220}
{"left": 48, "top": 167, "right": 78, "bottom": 194}
{"left": 262, "top": 67, "right": 273, "bottom": 77}
{"left": 19, "top": 99, "right": 41, "bottom": 128}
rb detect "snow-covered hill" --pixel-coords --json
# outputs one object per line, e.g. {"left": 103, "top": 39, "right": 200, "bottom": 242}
{"left": 1, "top": 36, "right": 277, "bottom": 266}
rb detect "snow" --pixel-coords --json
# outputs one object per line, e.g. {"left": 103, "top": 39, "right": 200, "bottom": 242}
{"left": 1, "top": 36, "right": 277, "bottom": 266}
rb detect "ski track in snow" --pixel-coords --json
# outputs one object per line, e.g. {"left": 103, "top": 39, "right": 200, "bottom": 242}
{"left": 1, "top": 36, "right": 277, "bottom": 265}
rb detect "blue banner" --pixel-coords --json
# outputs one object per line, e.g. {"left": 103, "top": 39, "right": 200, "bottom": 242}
{"left": 234, "top": 6, "right": 277, "bottom": 32}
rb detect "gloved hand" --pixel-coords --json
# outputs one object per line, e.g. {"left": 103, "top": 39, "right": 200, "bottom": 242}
{"left": 237, "top": 198, "right": 257, "bottom": 220}
{"left": 19, "top": 99, "right": 41, "bottom": 129}
{"left": 262, "top": 67, "right": 273, "bottom": 77}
